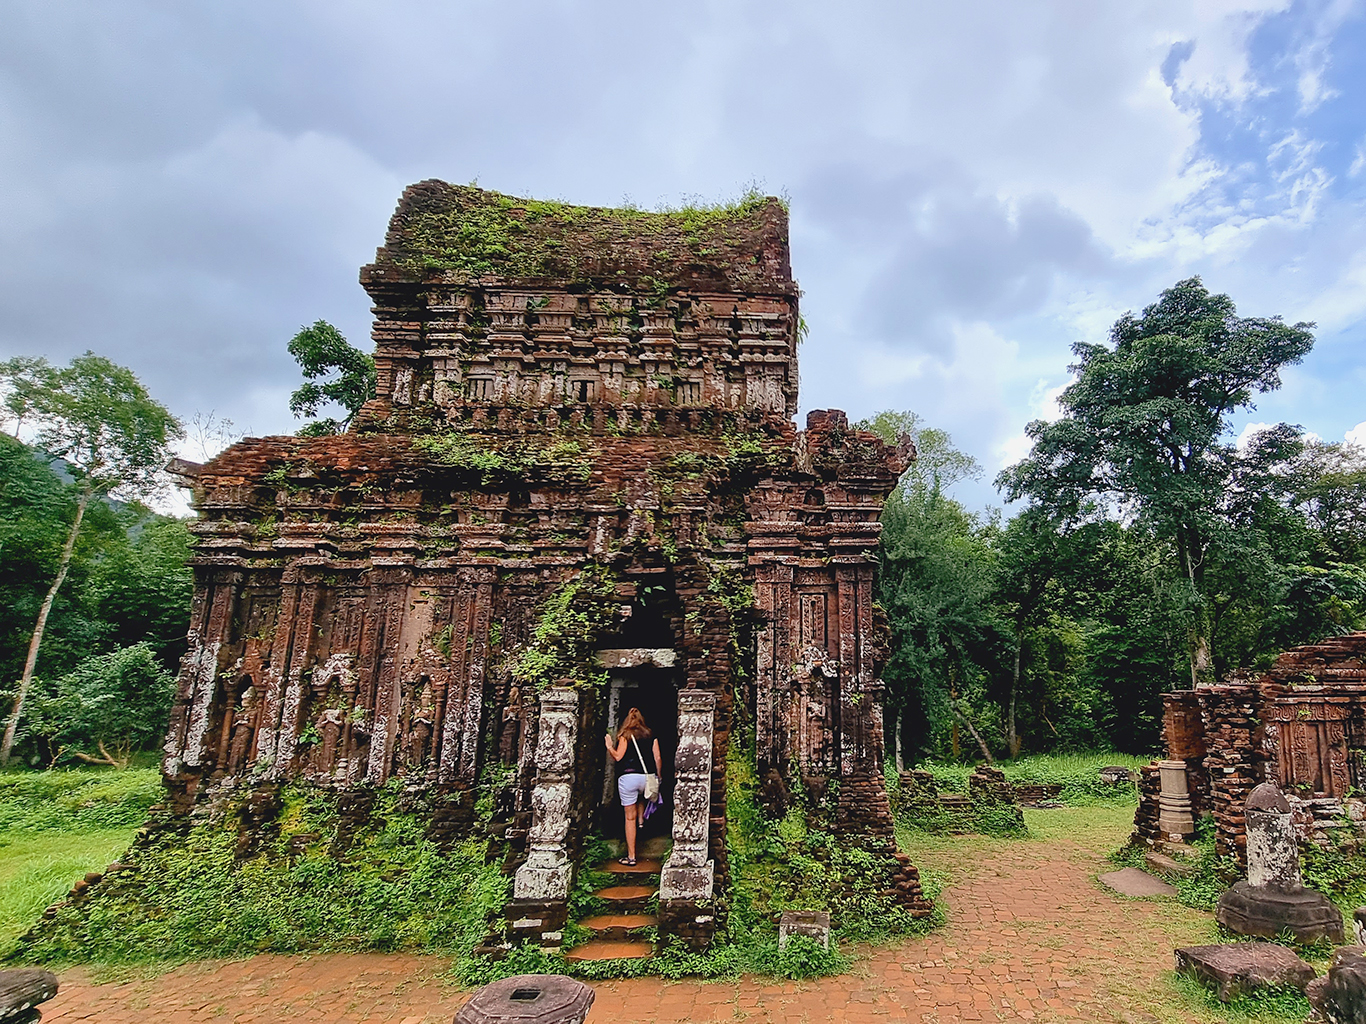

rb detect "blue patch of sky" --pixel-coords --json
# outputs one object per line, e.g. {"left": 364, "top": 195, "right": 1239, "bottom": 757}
{"left": 1164, "top": 1, "right": 1366, "bottom": 221}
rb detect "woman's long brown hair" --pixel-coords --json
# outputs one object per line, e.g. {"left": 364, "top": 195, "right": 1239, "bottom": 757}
{"left": 617, "top": 707, "right": 651, "bottom": 741}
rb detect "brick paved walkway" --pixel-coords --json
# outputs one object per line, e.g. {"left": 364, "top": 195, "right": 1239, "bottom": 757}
{"left": 42, "top": 811, "right": 1215, "bottom": 1023}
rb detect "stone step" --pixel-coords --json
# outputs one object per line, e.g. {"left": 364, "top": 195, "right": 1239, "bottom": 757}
{"left": 579, "top": 913, "right": 657, "bottom": 940}
{"left": 564, "top": 939, "right": 653, "bottom": 962}
{"left": 595, "top": 884, "right": 656, "bottom": 914}
{"left": 599, "top": 858, "right": 663, "bottom": 876}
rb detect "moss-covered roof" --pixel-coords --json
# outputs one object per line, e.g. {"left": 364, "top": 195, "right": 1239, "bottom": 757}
{"left": 363, "top": 180, "right": 793, "bottom": 292}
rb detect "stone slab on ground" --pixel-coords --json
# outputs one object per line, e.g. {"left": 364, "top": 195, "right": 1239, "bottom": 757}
{"left": 1175, "top": 942, "right": 1317, "bottom": 1001}
{"left": 1099, "top": 867, "right": 1177, "bottom": 898}
{"left": 1307, "top": 947, "right": 1366, "bottom": 1024}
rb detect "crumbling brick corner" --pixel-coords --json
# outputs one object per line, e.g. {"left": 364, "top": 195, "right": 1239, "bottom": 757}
{"left": 1133, "top": 632, "right": 1366, "bottom": 862}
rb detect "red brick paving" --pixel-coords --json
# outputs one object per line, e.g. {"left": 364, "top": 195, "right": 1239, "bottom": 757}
{"left": 43, "top": 821, "right": 1209, "bottom": 1023}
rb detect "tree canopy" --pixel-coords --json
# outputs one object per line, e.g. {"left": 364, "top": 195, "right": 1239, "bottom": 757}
{"left": 997, "top": 277, "right": 1315, "bottom": 684}
{"left": 287, "top": 320, "right": 377, "bottom": 436}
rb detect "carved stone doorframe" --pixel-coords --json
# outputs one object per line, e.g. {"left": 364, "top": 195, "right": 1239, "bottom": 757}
{"left": 659, "top": 689, "right": 717, "bottom": 950}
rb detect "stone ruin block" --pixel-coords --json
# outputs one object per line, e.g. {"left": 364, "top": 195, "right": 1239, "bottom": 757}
{"left": 778, "top": 910, "right": 831, "bottom": 950}
{"left": 1307, "top": 946, "right": 1366, "bottom": 1024}
{"left": 1175, "top": 943, "right": 1316, "bottom": 1002}
{"left": 1133, "top": 632, "right": 1366, "bottom": 863}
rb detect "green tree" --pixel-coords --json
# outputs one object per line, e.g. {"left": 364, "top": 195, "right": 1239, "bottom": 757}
{"left": 0, "top": 356, "right": 57, "bottom": 437}
{"left": 88, "top": 515, "right": 194, "bottom": 670}
{"left": 992, "top": 507, "right": 1073, "bottom": 758}
{"left": 0, "top": 353, "right": 181, "bottom": 764}
{"left": 25, "top": 642, "right": 175, "bottom": 767}
{"left": 862, "top": 412, "right": 1004, "bottom": 763}
{"left": 288, "top": 320, "right": 377, "bottom": 436}
{"left": 997, "top": 278, "right": 1315, "bottom": 685}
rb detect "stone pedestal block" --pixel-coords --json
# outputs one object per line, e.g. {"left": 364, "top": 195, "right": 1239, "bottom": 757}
{"left": 454, "top": 974, "right": 594, "bottom": 1024}
{"left": 1215, "top": 782, "right": 1344, "bottom": 944}
{"left": 1217, "top": 881, "right": 1345, "bottom": 944}
{"left": 1157, "top": 760, "right": 1196, "bottom": 841}
{"left": 778, "top": 911, "right": 831, "bottom": 950}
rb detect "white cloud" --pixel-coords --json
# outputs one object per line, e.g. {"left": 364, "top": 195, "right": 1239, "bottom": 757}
{"left": 1347, "top": 421, "right": 1366, "bottom": 446}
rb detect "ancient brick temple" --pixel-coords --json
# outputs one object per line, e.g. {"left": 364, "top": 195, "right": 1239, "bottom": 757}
{"left": 1133, "top": 632, "right": 1366, "bottom": 861}
{"left": 163, "top": 181, "right": 931, "bottom": 950}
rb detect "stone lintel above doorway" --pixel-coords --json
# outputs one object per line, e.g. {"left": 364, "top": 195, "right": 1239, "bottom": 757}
{"left": 595, "top": 648, "right": 678, "bottom": 670}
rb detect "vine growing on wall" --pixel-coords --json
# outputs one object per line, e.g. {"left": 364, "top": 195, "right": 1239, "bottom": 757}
{"left": 511, "top": 563, "right": 620, "bottom": 691}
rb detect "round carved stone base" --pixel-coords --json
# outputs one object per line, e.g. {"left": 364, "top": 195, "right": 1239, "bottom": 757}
{"left": 1216, "top": 881, "right": 1345, "bottom": 944}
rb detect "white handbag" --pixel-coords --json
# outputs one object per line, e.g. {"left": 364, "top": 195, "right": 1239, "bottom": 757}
{"left": 630, "top": 735, "right": 661, "bottom": 801}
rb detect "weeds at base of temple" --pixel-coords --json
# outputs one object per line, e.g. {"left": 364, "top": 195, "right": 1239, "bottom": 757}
{"left": 6, "top": 743, "right": 938, "bottom": 982}
{"left": 4, "top": 778, "right": 508, "bottom": 968}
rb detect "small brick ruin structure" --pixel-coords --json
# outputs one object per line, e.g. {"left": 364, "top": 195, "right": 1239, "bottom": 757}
{"left": 160, "top": 181, "right": 932, "bottom": 951}
{"left": 1133, "top": 632, "right": 1366, "bottom": 861}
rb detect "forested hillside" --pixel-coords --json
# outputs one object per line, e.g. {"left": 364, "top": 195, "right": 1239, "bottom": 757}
{"left": 0, "top": 433, "right": 190, "bottom": 766}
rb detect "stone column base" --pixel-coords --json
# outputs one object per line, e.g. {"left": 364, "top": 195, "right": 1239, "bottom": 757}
{"left": 657, "top": 898, "right": 716, "bottom": 952}
{"left": 506, "top": 898, "right": 570, "bottom": 948}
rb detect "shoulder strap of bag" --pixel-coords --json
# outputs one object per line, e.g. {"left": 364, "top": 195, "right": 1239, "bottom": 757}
{"left": 630, "top": 735, "right": 651, "bottom": 772}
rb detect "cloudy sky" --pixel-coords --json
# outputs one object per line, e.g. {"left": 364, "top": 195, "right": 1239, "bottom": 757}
{"left": 3, "top": 0, "right": 1364, "bottom": 509}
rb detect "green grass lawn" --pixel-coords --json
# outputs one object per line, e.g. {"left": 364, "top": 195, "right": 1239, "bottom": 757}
{"left": 0, "top": 766, "right": 160, "bottom": 951}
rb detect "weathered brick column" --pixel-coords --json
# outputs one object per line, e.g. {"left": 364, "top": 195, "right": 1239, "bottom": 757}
{"left": 659, "top": 689, "right": 717, "bottom": 951}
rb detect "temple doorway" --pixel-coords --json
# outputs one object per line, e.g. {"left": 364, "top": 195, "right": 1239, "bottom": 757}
{"left": 598, "top": 651, "right": 679, "bottom": 843}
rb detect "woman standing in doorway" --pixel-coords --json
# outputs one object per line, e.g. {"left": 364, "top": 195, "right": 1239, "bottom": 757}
{"left": 604, "top": 707, "right": 661, "bottom": 866}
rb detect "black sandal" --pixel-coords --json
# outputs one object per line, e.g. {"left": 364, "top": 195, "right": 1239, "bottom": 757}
{"left": 618, "top": 856, "right": 637, "bottom": 866}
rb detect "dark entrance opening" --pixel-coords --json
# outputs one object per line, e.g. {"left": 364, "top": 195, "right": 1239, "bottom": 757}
{"left": 595, "top": 590, "right": 681, "bottom": 845}
{"left": 602, "top": 670, "right": 678, "bottom": 843}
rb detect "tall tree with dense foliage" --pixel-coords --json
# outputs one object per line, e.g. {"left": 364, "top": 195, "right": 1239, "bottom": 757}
{"left": 0, "top": 356, "right": 56, "bottom": 437}
{"left": 998, "top": 278, "right": 1315, "bottom": 686}
{"left": 0, "top": 353, "right": 181, "bottom": 764}
{"left": 288, "top": 320, "right": 377, "bottom": 436}
{"left": 860, "top": 411, "right": 1005, "bottom": 762}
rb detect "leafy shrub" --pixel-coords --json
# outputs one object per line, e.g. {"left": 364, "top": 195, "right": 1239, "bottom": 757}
{"left": 1301, "top": 825, "right": 1366, "bottom": 916}
{"left": 770, "top": 934, "right": 849, "bottom": 980}
{"left": 24, "top": 644, "right": 175, "bottom": 767}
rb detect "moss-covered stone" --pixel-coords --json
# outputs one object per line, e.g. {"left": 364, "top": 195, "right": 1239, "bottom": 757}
{"left": 366, "top": 181, "right": 792, "bottom": 290}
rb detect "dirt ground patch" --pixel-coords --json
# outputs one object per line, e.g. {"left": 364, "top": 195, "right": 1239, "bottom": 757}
{"left": 41, "top": 806, "right": 1241, "bottom": 1023}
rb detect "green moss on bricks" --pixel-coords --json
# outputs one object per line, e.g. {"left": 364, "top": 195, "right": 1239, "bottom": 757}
{"left": 371, "top": 182, "right": 791, "bottom": 290}
{"left": 512, "top": 564, "right": 619, "bottom": 691}
{"left": 414, "top": 432, "right": 594, "bottom": 485}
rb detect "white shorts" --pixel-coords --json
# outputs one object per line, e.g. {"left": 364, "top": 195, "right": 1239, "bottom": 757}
{"left": 618, "top": 773, "right": 648, "bottom": 806}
